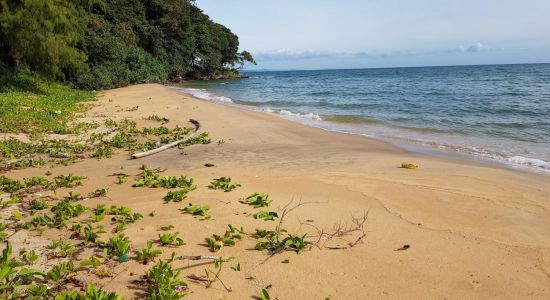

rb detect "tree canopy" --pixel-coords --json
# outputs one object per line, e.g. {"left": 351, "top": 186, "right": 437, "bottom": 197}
{"left": 0, "top": 0, "right": 255, "bottom": 89}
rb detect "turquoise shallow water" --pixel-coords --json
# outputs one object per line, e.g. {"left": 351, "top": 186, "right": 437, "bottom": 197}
{"left": 175, "top": 64, "right": 550, "bottom": 173}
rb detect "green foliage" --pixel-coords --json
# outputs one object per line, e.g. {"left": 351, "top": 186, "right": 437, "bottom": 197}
{"left": 163, "top": 190, "right": 190, "bottom": 203}
{"left": 50, "top": 199, "right": 87, "bottom": 226}
{"left": 0, "top": 0, "right": 87, "bottom": 78}
{"left": 254, "top": 233, "right": 312, "bottom": 253}
{"left": 115, "top": 175, "right": 128, "bottom": 184}
{"left": 88, "top": 187, "right": 109, "bottom": 198}
{"left": 158, "top": 232, "right": 185, "bottom": 247}
{"left": 23, "top": 176, "right": 52, "bottom": 189}
{"left": 54, "top": 174, "right": 86, "bottom": 188}
{"left": 209, "top": 177, "right": 241, "bottom": 192}
{"left": 53, "top": 284, "right": 122, "bottom": 300}
{"left": 180, "top": 203, "right": 211, "bottom": 219}
{"left": 18, "top": 249, "right": 38, "bottom": 265}
{"left": 146, "top": 115, "right": 169, "bottom": 123}
{"left": 1, "top": 0, "right": 254, "bottom": 89}
{"left": 105, "top": 234, "right": 130, "bottom": 258}
{"left": 205, "top": 224, "right": 244, "bottom": 252}
{"left": 82, "top": 224, "right": 99, "bottom": 244}
{"left": 29, "top": 199, "right": 48, "bottom": 211}
{"left": 49, "top": 240, "right": 76, "bottom": 257}
{"left": 259, "top": 289, "right": 271, "bottom": 300}
{"left": 135, "top": 241, "right": 162, "bottom": 265}
{"left": 0, "top": 71, "right": 95, "bottom": 134}
{"left": 160, "top": 225, "right": 174, "bottom": 231}
{"left": 133, "top": 166, "right": 196, "bottom": 191}
{"left": 145, "top": 260, "right": 187, "bottom": 300}
{"left": 253, "top": 211, "right": 279, "bottom": 221}
{"left": 47, "top": 261, "right": 74, "bottom": 281}
{"left": 241, "top": 193, "right": 272, "bottom": 208}
{"left": 80, "top": 255, "right": 103, "bottom": 269}
{"left": 92, "top": 142, "right": 114, "bottom": 158}
{"left": 0, "top": 175, "right": 23, "bottom": 193}
{"left": 0, "top": 242, "right": 44, "bottom": 298}
{"left": 178, "top": 132, "right": 211, "bottom": 147}
{"left": 26, "top": 283, "right": 49, "bottom": 298}
{"left": 155, "top": 176, "right": 196, "bottom": 189}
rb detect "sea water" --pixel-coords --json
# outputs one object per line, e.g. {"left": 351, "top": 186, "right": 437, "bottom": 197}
{"left": 174, "top": 64, "right": 550, "bottom": 173}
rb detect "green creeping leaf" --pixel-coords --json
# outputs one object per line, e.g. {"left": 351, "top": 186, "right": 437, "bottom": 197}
{"left": 0, "top": 176, "right": 24, "bottom": 193}
{"left": 105, "top": 234, "right": 131, "bottom": 257}
{"left": 80, "top": 256, "right": 103, "bottom": 268}
{"left": 53, "top": 174, "right": 86, "bottom": 188}
{"left": 241, "top": 193, "right": 272, "bottom": 208}
{"left": 164, "top": 190, "right": 189, "bottom": 203}
{"left": 158, "top": 232, "right": 185, "bottom": 247}
{"left": 260, "top": 289, "right": 271, "bottom": 300}
{"left": 54, "top": 284, "right": 122, "bottom": 300}
{"left": 145, "top": 260, "right": 187, "bottom": 299}
{"left": 209, "top": 177, "right": 241, "bottom": 192}
{"left": 204, "top": 224, "right": 244, "bottom": 252}
{"left": 231, "top": 263, "right": 241, "bottom": 271}
{"left": 180, "top": 203, "right": 211, "bottom": 219}
{"left": 47, "top": 261, "right": 75, "bottom": 281}
{"left": 11, "top": 210, "right": 23, "bottom": 221}
{"left": 253, "top": 211, "right": 278, "bottom": 221}
{"left": 135, "top": 241, "right": 162, "bottom": 264}
{"left": 160, "top": 225, "right": 175, "bottom": 231}
{"left": 88, "top": 187, "right": 109, "bottom": 198}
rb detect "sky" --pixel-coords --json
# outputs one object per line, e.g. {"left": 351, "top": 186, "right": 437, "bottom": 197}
{"left": 196, "top": 0, "right": 550, "bottom": 70}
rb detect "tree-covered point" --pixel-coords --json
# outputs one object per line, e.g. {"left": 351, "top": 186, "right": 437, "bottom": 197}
{"left": 0, "top": 0, "right": 256, "bottom": 90}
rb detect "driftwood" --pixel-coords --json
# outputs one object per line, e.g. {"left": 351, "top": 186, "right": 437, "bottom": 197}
{"left": 130, "top": 119, "right": 201, "bottom": 159}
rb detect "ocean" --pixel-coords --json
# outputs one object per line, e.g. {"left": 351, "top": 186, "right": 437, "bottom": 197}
{"left": 174, "top": 63, "right": 550, "bottom": 173}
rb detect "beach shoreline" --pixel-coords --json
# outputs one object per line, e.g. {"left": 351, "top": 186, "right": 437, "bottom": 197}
{"left": 172, "top": 84, "right": 550, "bottom": 177}
{"left": 6, "top": 83, "right": 550, "bottom": 299}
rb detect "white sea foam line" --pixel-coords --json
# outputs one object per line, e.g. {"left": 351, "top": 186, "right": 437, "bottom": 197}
{"left": 178, "top": 87, "right": 233, "bottom": 103}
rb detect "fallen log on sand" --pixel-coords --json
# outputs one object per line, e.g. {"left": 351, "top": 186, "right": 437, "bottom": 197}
{"left": 130, "top": 119, "right": 201, "bottom": 159}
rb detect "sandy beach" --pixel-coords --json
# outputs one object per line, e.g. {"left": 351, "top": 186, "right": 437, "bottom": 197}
{"left": 7, "top": 83, "right": 550, "bottom": 299}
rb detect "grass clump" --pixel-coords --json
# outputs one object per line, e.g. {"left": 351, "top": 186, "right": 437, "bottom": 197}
{"left": 205, "top": 224, "right": 244, "bottom": 252}
{"left": 209, "top": 177, "right": 241, "bottom": 192}
{"left": 241, "top": 192, "right": 272, "bottom": 208}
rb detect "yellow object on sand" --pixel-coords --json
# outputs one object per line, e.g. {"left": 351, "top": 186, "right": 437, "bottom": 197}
{"left": 401, "top": 163, "right": 419, "bottom": 169}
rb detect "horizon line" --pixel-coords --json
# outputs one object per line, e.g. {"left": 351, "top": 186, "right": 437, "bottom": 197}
{"left": 242, "top": 61, "right": 550, "bottom": 73}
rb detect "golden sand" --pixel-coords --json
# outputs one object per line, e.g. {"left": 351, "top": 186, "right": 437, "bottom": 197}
{"left": 8, "top": 84, "right": 550, "bottom": 299}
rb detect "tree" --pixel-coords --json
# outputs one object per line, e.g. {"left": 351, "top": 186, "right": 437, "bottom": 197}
{"left": 0, "top": 0, "right": 88, "bottom": 79}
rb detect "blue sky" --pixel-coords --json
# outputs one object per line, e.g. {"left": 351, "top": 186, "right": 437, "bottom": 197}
{"left": 196, "top": 0, "right": 550, "bottom": 70}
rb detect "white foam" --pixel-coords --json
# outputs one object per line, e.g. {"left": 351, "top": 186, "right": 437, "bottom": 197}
{"left": 180, "top": 88, "right": 233, "bottom": 103}
{"left": 278, "top": 110, "right": 322, "bottom": 121}
{"left": 506, "top": 156, "right": 550, "bottom": 170}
